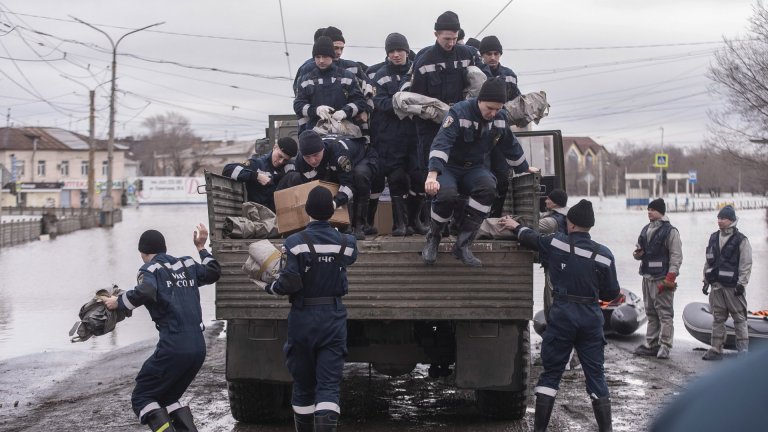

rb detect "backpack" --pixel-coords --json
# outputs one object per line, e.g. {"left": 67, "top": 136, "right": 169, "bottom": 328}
{"left": 68, "top": 285, "right": 132, "bottom": 343}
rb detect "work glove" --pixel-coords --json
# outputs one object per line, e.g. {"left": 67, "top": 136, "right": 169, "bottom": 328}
{"left": 333, "top": 194, "right": 345, "bottom": 209}
{"left": 331, "top": 110, "right": 347, "bottom": 121}
{"left": 421, "top": 105, "right": 438, "bottom": 120}
{"left": 735, "top": 284, "right": 745, "bottom": 297}
{"left": 255, "top": 170, "right": 272, "bottom": 186}
{"left": 657, "top": 272, "right": 677, "bottom": 293}
{"left": 702, "top": 282, "right": 709, "bottom": 296}
{"left": 315, "top": 105, "right": 334, "bottom": 121}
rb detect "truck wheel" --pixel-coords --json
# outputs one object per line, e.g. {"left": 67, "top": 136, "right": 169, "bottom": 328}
{"left": 227, "top": 380, "right": 290, "bottom": 423}
{"left": 475, "top": 321, "right": 530, "bottom": 420}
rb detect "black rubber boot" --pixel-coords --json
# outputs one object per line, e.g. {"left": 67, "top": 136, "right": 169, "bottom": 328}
{"left": 534, "top": 393, "right": 555, "bottom": 432}
{"left": 452, "top": 229, "right": 482, "bottom": 267}
{"left": 421, "top": 219, "right": 446, "bottom": 265}
{"left": 489, "top": 194, "right": 506, "bottom": 218}
{"left": 144, "top": 408, "right": 177, "bottom": 432}
{"left": 353, "top": 199, "right": 368, "bottom": 240}
{"left": 293, "top": 412, "right": 314, "bottom": 432}
{"left": 592, "top": 396, "right": 613, "bottom": 432}
{"left": 364, "top": 198, "right": 379, "bottom": 235}
{"left": 391, "top": 196, "right": 410, "bottom": 236}
{"left": 314, "top": 412, "right": 339, "bottom": 432}
{"left": 407, "top": 195, "right": 429, "bottom": 235}
{"left": 169, "top": 406, "right": 197, "bottom": 432}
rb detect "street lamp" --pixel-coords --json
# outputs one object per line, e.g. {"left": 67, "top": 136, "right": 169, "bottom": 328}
{"left": 72, "top": 17, "right": 164, "bottom": 225}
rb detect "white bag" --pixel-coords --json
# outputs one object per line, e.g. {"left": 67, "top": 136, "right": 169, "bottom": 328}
{"left": 242, "top": 240, "right": 283, "bottom": 289}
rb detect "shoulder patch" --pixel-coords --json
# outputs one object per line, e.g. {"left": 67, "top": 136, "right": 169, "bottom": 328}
{"left": 137, "top": 272, "right": 144, "bottom": 286}
{"left": 337, "top": 156, "right": 352, "bottom": 172}
{"left": 442, "top": 115, "right": 454, "bottom": 128}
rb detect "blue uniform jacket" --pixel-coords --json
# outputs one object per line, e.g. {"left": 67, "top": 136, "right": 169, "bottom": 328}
{"left": 427, "top": 99, "right": 518, "bottom": 174}
{"left": 267, "top": 220, "right": 358, "bottom": 298}
{"left": 372, "top": 60, "right": 416, "bottom": 169}
{"left": 117, "top": 250, "right": 221, "bottom": 333}
{"left": 293, "top": 57, "right": 370, "bottom": 96}
{"left": 411, "top": 43, "right": 489, "bottom": 104}
{"left": 294, "top": 63, "right": 367, "bottom": 131}
{"left": 488, "top": 63, "right": 521, "bottom": 101}
{"left": 222, "top": 151, "right": 295, "bottom": 210}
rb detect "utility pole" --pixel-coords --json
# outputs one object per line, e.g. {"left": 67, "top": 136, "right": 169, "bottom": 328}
{"left": 72, "top": 17, "right": 164, "bottom": 226}
{"left": 659, "top": 126, "right": 665, "bottom": 197}
{"left": 88, "top": 90, "right": 96, "bottom": 212}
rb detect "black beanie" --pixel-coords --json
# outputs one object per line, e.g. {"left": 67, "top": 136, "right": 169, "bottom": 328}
{"left": 277, "top": 137, "right": 297, "bottom": 158}
{"left": 385, "top": 32, "right": 409, "bottom": 53}
{"left": 478, "top": 77, "right": 507, "bottom": 103}
{"left": 648, "top": 198, "right": 666, "bottom": 215}
{"left": 312, "top": 36, "right": 335, "bottom": 58}
{"left": 717, "top": 205, "right": 737, "bottom": 221}
{"left": 466, "top": 37, "right": 481, "bottom": 50}
{"left": 567, "top": 199, "right": 595, "bottom": 228}
{"left": 313, "top": 28, "right": 325, "bottom": 41}
{"left": 458, "top": 28, "right": 466, "bottom": 41}
{"left": 434, "top": 11, "right": 460, "bottom": 32}
{"left": 480, "top": 35, "right": 503, "bottom": 54}
{"left": 138, "top": 229, "right": 167, "bottom": 254}
{"left": 548, "top": 189, "right": 568, "bottom": 208}
{"left": 305, "top": 186, "right": 335, "bottom": 221}
{"left": 298, "top": 130, "right": 325, "bottom": 155}
{"left": 323, "top": 26, "right": 345, "bottom": 43}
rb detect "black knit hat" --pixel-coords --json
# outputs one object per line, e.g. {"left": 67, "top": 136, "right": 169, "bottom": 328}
{"left": 567, "top": 199, "right": 595, "bottom": 228}
{"left": 717, "top": 205, "right": 737, "bottom": 221}
{"left": 434, "top": 11, "right": 460, "bottom": 32}
{"left": 648, "top": 198, "right": 666, "bottom": 215}
{"left": 458, "top": 28, "right": 466, "bottom": 41}
{"left": 548, "top": 189, "right": 568, "bottom": 207}
{"left": 478, "top": 77, "right": 507, "bottom": 103}
{"left": 305, "top": 186, "right": 335, "bottom": 221}
{"left": 298, "top": 130, "right": 325, "bottom": 155}
{"left": 277, "top": 137, "right": 297, "bottom": 158}
{"left": 313, "top": 28, "right": 325, "bottom": 41}
{"left": 312, "top": 36, "right": 335, "bottom": 58}
{"left": 466, "top": 37, "right": 481, "bottom": 50}
{"left": 385, "top": 32, "right": 409, "bottom": 53}
{"left": 138, "top": 229, "right": 167, "bottom": 254}
{"left": 323, "top": 26, "right": 345, "bottom": 43}
{"left": 479, "top": 35, "right": 503, "bottom": 54}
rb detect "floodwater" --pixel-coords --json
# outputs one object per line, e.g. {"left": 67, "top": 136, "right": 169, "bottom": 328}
{"left": 0, "top": 197, "right": 766, "bottom": 362}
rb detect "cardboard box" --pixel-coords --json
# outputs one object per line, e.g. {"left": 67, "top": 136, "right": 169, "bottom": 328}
{"left": 274, "top": 180, "right": 350, "bottom": 234}
{"left": 373, "top": 200, "right": 393, "bottom": 235}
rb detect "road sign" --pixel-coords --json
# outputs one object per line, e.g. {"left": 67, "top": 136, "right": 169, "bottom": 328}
{"left": 653, "top": 153, "right": 669, "bottom": 168}
{"left": 688, "top": 170, "right": 697, "bottom": 184}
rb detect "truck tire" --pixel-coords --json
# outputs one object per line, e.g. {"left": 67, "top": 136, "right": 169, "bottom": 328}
{"left": 227, "top": 380, "right": 290, "bottom": 423}
{"left": 475, "top": 321, "right": 530, "bottom": 419}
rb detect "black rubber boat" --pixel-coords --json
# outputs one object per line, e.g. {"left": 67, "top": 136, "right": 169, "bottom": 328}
{"left": 682, "top": 302, "right": 768, "bottom": 349}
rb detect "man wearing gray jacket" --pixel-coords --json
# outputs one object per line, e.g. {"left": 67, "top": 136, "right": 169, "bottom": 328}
{"left": 701, "top": 205, "right": 752, "bottom": 360}
{"left": 633, "top": 198, "right": 683, "bottom": 360}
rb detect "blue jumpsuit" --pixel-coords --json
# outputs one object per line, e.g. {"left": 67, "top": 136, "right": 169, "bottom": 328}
{"left": 222, "top": 151, "right": 294, "bottom": 211}
{"left": 294, "top": 63, "right": 367, "bottom": 134}
{"left": 267, "top": 221, "right": 358, "bottom": 416}
{"left": 116, "top": 250, "right": 221, "bottom": 422}
{"left": 515, "top": 227, "right": 620, "bottom": 399}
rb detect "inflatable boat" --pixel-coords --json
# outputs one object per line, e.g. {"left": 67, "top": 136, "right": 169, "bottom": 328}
{"left": 533, "top": 288, "right": 647, "bottom": 336}
{"left": 682, "top": 302, "right": 768, "bottom": 349}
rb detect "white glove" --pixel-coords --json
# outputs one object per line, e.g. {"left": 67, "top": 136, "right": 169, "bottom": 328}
{"left": 316, "top": 105, "right": 334, "bottom": 121}
{"left": 421, "top": 105, "right": 438, "bottom": 119}
{"left": 331, "top": 110, "right": 347, "bottom": 121}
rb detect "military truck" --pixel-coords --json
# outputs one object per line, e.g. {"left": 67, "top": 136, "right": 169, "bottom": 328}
{"left": 204, "top": 115, "right": 565, "bottom": 423}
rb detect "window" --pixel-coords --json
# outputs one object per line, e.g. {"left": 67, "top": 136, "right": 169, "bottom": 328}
{"left": 37, "top": 160, "right": 46, "bottom": 177}
{"left": 81, "top": 161, "right": 89, "bottom": 176}
{"left": 59, "top": 160, "right": 69, "bottom": 176}
{"left": 101, "top": 160, "right": 109, "bottom": 176}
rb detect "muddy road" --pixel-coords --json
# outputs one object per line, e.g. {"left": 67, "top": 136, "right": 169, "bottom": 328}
{"left": 0, "top": 322, "right": 719, "bottom": 432}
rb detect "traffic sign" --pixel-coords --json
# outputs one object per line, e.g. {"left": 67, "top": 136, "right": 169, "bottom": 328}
{"left": 688, "top": 170, "right": 697, "bottom": 184}
{"left": 654, "top": 153, "right": 669, "bottom": 168}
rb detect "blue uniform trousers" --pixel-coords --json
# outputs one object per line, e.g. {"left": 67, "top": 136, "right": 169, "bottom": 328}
{"left": 537, "top": 300, "right": 609, "bottom": 399}
{"left": 132, "top": 329, "right": 206, "bottom": 420}
{"left": 284, "top": 302, "right": 348, "bottom": 413}
{"left": 433, "top": 164, "right": 496, "bottom": 223}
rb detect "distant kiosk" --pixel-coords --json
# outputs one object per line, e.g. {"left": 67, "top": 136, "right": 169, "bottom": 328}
{"left": 624, "top": 172, "right": 695, "bottom": 208}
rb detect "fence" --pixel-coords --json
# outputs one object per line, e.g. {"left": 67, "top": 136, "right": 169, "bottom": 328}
{"left": 0, "top": 207, "right": 119, "bottom": 248}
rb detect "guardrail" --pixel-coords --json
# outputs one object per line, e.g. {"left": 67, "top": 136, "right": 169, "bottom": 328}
{"left": 0, "top": 207, "right": 119, "bottom": 248}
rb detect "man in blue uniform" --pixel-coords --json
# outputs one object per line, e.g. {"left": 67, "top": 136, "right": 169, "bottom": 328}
{"left": 294, "top": 36, "right": 367, "bottom": 134}
{"left": 266, "top": 186, "right": 358, "bottom": 432}
{"left": 506, "top": 199, "right": 620, "bottom": 432}
{"left": 221, "top": 137, "right": 297, "bottom": 211}
{"left": 701, "top": 205, "right": 753, "bottom": 360}
{"left": 104, "top": 224, "right": 221, "bottom": 432}
{"left": 422, "top": 77, "right": 527, "bottom": 267}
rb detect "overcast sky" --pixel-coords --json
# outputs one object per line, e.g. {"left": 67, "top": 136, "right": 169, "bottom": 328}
{"left": 0, "top": 0, "right": 758, "bottom": 150}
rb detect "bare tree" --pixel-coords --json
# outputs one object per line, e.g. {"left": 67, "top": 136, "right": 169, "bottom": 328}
{"left": 707, "top": 1, "right": 768, "bottom": 189}
{"left": 140, "top": 112, "right": 202, "bottom": 176}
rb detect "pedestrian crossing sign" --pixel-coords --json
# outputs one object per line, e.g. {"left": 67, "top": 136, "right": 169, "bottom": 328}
{"left": 654, "top": 153, "right": 669, "bottom": 168}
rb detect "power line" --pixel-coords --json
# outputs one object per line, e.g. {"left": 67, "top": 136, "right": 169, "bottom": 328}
{"left": 475, "top": 0, "right": 515, "bottom": 38}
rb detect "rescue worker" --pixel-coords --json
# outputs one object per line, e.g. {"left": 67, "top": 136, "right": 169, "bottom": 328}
{"left": 421, "top": 77, "right": 523, "bottom": 267}
{"left": 294, "top": 36, "right": 367, "bottom": 134}
{"left": 701, "top": 205, "right": 753, "bottom": 360}
{"left": 371, "top": 32, "right": 425, "bottom": 236}
{"left": 632, "top": 198, "right": 683, "bottom": 360}
{"left": 221, "top": 137, "right": 297, "bottom": 211}
{"left": 465, "top": 37, "right": 481, "bottom": 50}
{"left": 104, "top": 225, "right": 221, "bottom": 432}
{"left": 479, "top": 35, "right": 523, "bottom": 217}
{"left": 292, "top": 26, "right": 369, "bottom": 96}
{"left": 266, "top": 185, "right": 358, "bottom": 432}
{"left": 279, "top": 130, "right": 377, "bottom": 240}
{"left": 505, "top": 199, "right": 620, "bottom": 432}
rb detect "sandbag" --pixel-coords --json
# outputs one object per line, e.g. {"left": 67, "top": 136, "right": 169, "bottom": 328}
{"left": 392, "top": 91, "right": 451, "bottom": 123}
{"left": 504, "top": 91, "right": 550, "bottom": 128}
{"left": 69, "top": 285, "right": 131, "bottom": 343}
{"left": 242, "top": 240, "right": 283, "bottom": 290}
{"left": 464, "top": 65, "right": 487, "bottom": 99}
{"left": 224, "top": 202, "right": 279, "bottom": 239}
{"left": 313, "top": 118, "right": 362, "bottom": 138}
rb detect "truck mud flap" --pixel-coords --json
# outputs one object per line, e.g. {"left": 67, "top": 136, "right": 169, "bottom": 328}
{"left": 226, "top": 319, "right": 292, "bottom": 383}
{"left": 454, "top": 320, "right": 524, "bottom": 389}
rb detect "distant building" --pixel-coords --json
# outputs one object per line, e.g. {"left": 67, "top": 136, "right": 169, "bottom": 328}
{"left": 563, "top": 136, "right": 608, "bottom": 196}
{"left": 151, "top": 139, "right": 261, "bottom": 177}
{"left": 0, "top": 127, "right": 128, "bottom": 208}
